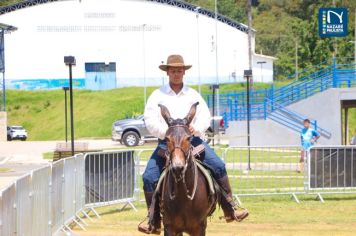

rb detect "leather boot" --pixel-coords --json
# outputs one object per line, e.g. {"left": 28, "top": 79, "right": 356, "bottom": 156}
{"left": 217, "top": 176, "right": 249, "bottom": 223}
{"left": 138, "top": 191, "right": 161, "bottom": 234}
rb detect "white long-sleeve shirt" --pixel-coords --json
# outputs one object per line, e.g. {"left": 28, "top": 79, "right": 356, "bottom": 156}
{"left": 144, "top": 84, "right": 211, "bottom": 140}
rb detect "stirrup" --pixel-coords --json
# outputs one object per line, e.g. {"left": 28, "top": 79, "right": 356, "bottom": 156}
{"left": 138, "top": 216, "right": 161, "bottom": 235}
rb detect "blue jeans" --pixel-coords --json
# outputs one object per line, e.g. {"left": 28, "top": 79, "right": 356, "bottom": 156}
{"left": 142, "top": 137, "right": 227, "bottom": 192}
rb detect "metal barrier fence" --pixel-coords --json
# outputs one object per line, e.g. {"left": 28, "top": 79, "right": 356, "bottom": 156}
{"left": 220, "top": 146, "right": 304, "bottom": 203}
{"left": 220, "top": 146, "right": 356, "bottom": 204}
{"left": 1, "top": 146, "right": 356, "bottom": 234}
{"left": 307, "top": 146, "right": 356, "bottom": 202}
{"left": 133, "top": 146, "right": 356, "bottom": 204}
{"left": 134, "top": 146, "right": 301, "bottom": 202}
{"left": 0, "top": 154, "right": 86, "bottom": 235}
{"left": 131, "top": 146, "right": 356, "bottom": 204}
{"left": 0, "top": 150, "right": 139, "bottom": 235}
{"left": 85, "top": 150, "right": 137, "bottom": 211}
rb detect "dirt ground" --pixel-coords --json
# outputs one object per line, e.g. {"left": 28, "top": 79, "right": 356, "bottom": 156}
{"left": 73, "top": 195, "right": 356, "bottom": 236}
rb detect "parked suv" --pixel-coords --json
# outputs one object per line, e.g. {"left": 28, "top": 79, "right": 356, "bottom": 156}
{"left": 112, "top": 115, "right": 225, "bottom": 147}
{"left": 7, "top": 126, "right": 28, "bottom": 141}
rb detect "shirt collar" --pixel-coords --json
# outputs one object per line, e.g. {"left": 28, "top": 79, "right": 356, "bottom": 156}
{"left": 163, "top": 84, "right": 189, "bottom": 95}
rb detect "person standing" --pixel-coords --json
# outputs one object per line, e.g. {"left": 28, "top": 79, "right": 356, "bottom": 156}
{"left": 298, "top": 119, "right": 320, "bottom": 173}
{"left": 350, "top": 128, "right": 356, "bottom": 145}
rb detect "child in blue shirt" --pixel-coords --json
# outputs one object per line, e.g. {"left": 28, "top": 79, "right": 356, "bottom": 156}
{"left": 298, "top": 119, "right": 320, "bottom": 173}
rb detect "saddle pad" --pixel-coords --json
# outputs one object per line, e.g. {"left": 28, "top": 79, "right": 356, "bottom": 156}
{"left": 155, "top": 161, "right": 215, "bottom": 196}
{"left": 156, "top": 168, "right": 168, "bottom": 192}
{"left": 195, "top": 161, "right": 215, "bottom": 195}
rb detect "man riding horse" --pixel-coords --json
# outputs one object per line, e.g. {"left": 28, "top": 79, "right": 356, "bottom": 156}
{"left": 139, "top": 55, "right": 249, "bottom": 234}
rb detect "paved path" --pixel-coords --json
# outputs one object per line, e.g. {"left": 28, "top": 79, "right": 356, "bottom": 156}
{"left": 0, "top": 139, "right": 127, "bottom": 188}
{"left": 0, "top": 163, "right": 48, "bottom": 188}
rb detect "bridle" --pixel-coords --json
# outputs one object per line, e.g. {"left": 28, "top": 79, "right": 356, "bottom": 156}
{"left": 164, "top": 125, "right": 198, "bottom": 201}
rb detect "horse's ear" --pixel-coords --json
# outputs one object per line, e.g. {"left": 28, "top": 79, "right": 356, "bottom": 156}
{"left": 158, "top": 104, "right": 173, "bottom": 126}
{"left": 184, "top": 102, "right": 199, "bottom": 125}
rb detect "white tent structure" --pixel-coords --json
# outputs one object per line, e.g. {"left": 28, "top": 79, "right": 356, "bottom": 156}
{"left": 0, "top": 0, "right": 275, "bottom": 90}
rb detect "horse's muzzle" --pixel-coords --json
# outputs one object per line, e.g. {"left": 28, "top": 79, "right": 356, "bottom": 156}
{"left": 172, "top": 165, "right": 184, "bottom": 175}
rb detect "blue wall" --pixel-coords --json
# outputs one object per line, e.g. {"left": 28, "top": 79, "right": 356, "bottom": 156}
{"left": 6, "top": 79, "right": 86, "bottom": 90}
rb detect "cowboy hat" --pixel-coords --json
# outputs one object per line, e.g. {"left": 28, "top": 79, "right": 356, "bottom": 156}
{"left": 159, "top": 55, "right": 192, "bottom": 71}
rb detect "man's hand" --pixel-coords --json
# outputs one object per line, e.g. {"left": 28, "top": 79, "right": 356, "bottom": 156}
{"left": 189, "top": 125, "right": 196, "bottom": 135}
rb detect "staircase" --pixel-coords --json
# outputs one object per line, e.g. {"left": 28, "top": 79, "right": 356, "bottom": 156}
{"left": 207, "top": 58, "right": 356, "bottom": 138}
{"left": 265, "top": 98, "right": 332, "bottom": 139}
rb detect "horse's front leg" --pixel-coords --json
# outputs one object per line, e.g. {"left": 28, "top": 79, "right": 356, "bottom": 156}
{"left": 189, "top": 221, "right": 207, "bottom": 236}
{"left": 164, "top": 225, "right": 180, "bottom": 236}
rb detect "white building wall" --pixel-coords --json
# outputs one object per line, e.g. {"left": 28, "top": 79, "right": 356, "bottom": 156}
{"left": 0, "top": 0, "right": 274, "bottom": 88}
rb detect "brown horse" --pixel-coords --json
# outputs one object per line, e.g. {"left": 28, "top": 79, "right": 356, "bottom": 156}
{"left": 158, "top": 102, "right": 217, "bottom": 236}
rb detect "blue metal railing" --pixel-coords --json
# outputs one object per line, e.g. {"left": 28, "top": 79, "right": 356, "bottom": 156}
{"left": 264, "top": 98, "right": 332, "bottom": 139}
{"left": 208, "top": 59, "right": 356, "bottom": 133}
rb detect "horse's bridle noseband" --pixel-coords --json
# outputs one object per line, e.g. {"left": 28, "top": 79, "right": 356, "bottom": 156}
{"left": 165, "top": 145, "right": 193, "bottom": 183}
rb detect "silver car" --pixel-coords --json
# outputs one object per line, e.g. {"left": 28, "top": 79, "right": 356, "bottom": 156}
{"left": 112, "top": 115, "right": 225, "bottom": 147}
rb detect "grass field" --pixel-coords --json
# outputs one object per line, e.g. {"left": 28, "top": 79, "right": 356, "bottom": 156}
{"left": 73, "top": 195, "right": 356, "bottom": 236}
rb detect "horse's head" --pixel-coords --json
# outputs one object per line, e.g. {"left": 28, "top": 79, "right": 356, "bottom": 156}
{"left": 159, "top": 102, "right": 199, "bottom": 177}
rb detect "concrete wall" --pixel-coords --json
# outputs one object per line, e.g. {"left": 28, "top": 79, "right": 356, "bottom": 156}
{"left": 227, "top": 88, "right": 356, "bottom": 146}
{"left": 0, "top": 112, "right": 7, "bottom": 142}
{"left": 227, "top": 119, "right": 299, "bottom": 147}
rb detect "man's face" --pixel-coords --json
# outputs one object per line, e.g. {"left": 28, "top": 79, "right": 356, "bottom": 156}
{"left": 167, "top": 67, "right": 185, "bottom": 85}
{"left": 303, "top": 121, "right": 310, "bottom": 128}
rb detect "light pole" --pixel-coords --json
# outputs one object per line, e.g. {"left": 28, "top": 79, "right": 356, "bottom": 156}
{"left": 244, "top": 69, "right": 252, "bottom": 170}
{"left": 64, "top": 56, "right": 76, "bottom": 156}
{"left": 245, "top": 0, "right": 253, "bottom": 171}
{"left": 62, "top": 86, "right": 69, "bottom": 143}
{"left": 256, "top": 61, "right": 266, "bottom": 82}
{"left": 142, "top": 24, "right": 147, "bottom": 105}
{"left": 195, "top": 6, "right": 201, "bottom": 94}
{"left": 247, "top": 0, "right": 253, "bottom": 72}
{"left": 214, "top": 0, "right": 219, "bottom": 84}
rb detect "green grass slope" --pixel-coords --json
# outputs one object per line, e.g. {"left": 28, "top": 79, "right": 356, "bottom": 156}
{"left": 6, "top": 83, "right": 274, "bottom": 141}
{"left": 5, "top": 81, "right": 355, "bottom": 141}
